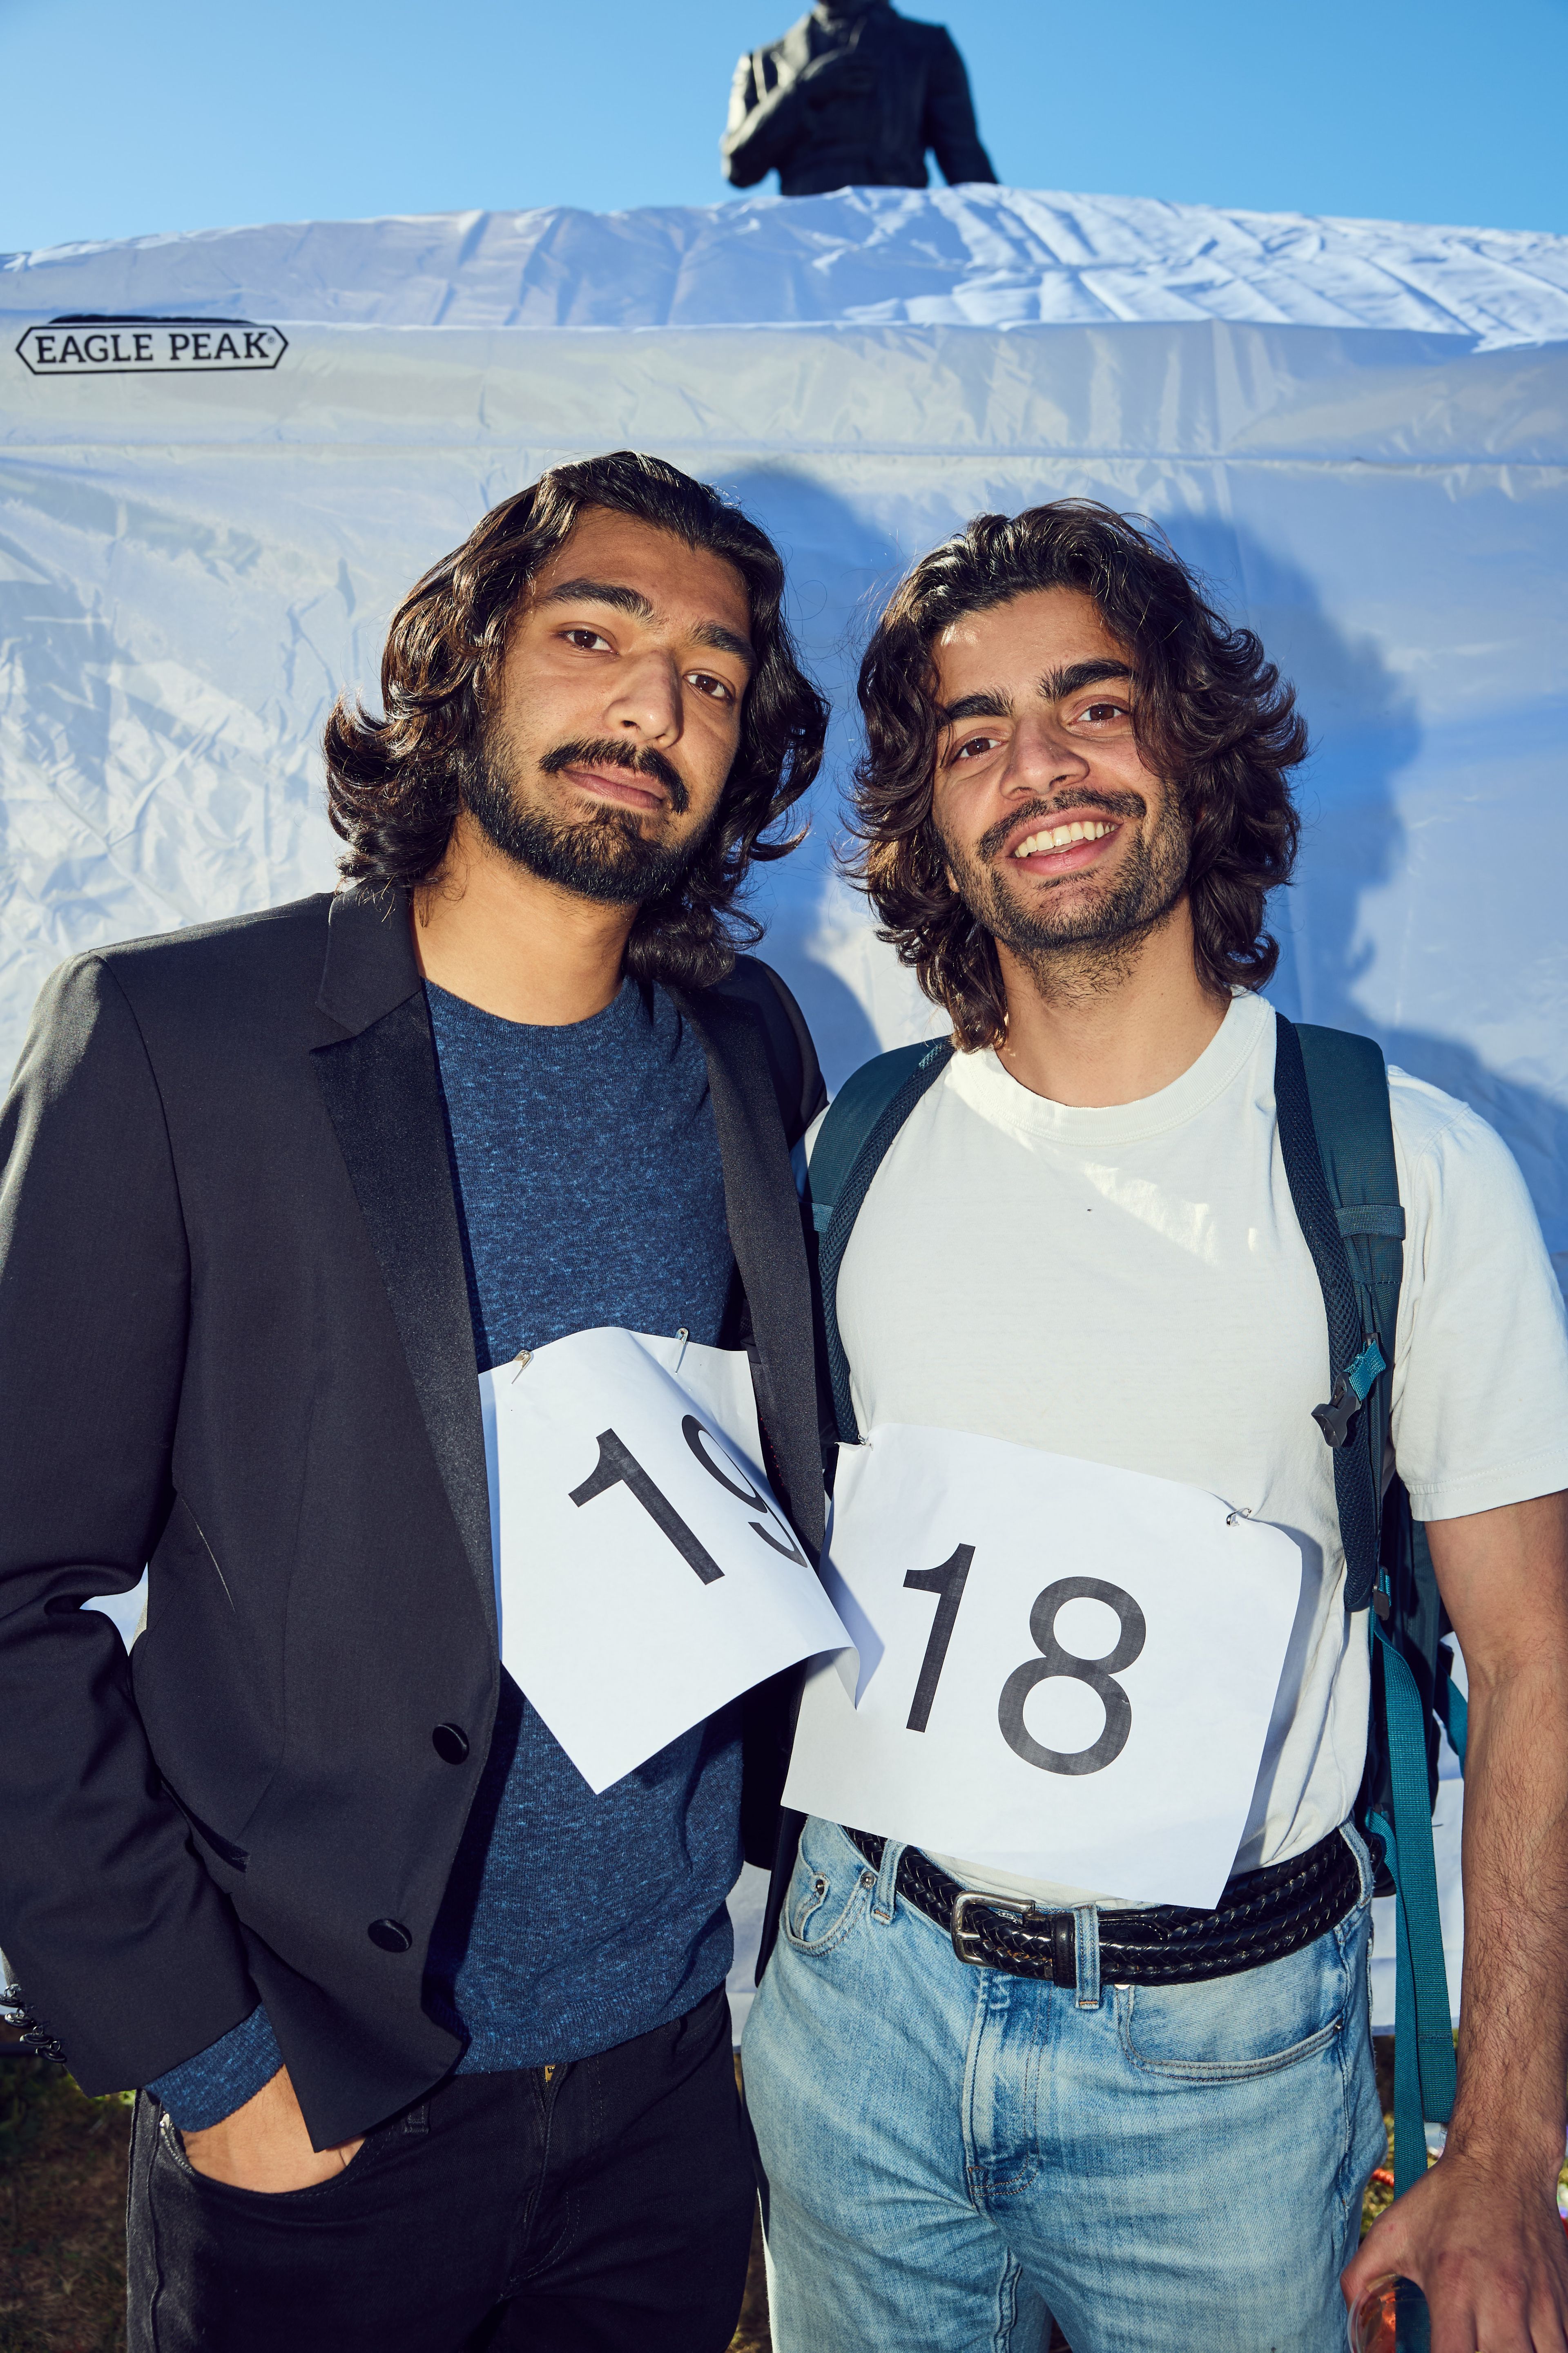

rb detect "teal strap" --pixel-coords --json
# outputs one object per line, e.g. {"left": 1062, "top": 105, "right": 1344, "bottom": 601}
{"left": 811, "top": 1040, "right": 956, "bottom": 1446}
{"left": 1370, "top": 1807, "right": 1430, "bottom": 2199}
{"left": 805, "top": 1042, "right": 936, "bottom": 1237}
{"left": 1441, "top": 1671, "right": 1469, "bottom": 1769}
{"left": 1345, "top": 1336, "right": 1387, "bottom": 1404}
{"left": 1375, "top": 1623, "right": 1457, "bottom": 2186}
{"left": 1336, "top": 1204, "right": 1407, "bottom": 1238}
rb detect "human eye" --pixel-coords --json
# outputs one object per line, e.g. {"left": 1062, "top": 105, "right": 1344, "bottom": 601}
{"left": 687, "top": 669, "right": 736, "bottom": 705}
{"left": 946, "top": 730, "right": 1004, "bottom": 766}
{"left": 561, "top": 625, "right": 613, "bottom": 652}
{"left": 1073, "top": 697, "right": 1133, "bottom": 729}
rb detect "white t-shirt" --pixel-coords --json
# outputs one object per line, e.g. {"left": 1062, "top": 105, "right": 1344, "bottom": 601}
{"left": 827, "top": 990, "right": 1568, "bottom": 1906}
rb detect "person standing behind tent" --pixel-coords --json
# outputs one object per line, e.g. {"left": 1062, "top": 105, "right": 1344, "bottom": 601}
{"left": 0, "top": 452, "right": 832, "bottom": 2352}
{"left": 743, "top": 500, "right": 1568, "bottom": 2352}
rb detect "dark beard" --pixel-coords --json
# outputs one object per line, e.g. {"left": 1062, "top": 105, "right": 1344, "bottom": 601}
{"left": 462, "top": 735, "right": 698, "bottom": 908}
{"left": 941, "top": 786, "right": 1192, "bottom": 987}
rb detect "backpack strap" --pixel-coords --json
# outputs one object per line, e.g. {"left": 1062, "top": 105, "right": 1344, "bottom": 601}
{"left": 807, "top": 1038, "right": 955, "bottom": 1446}
{"left": 1272, "top": 1016, "right": 1404, "bottom": 1614}
{"left": 1274, "top": 1014, "right": 1456, "bottom": 2187}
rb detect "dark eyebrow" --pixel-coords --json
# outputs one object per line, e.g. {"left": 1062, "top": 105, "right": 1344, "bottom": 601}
{"left": 690, "top": 621, "right": 755, "bottom": 672}
{"left": 937, "top": 689, "right": 1013, "bottom": 726}
{"left": 1039, "top": 659, "right": 1135, "bottom": 703}
{"left": 538, "top": 577, "right": 655, "bottom": 621}
{"left": 538, "top": 577, "right": 754, "bottom": 674}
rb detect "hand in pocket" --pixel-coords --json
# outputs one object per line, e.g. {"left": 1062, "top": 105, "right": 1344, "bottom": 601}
{"left": 181, "top": 2066, "right": 364, "bottom": 2193}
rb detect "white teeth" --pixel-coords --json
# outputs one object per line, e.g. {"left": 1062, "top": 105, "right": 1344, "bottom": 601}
{"left": 1012, "top": 819, "right": 1115, "bottom": 857}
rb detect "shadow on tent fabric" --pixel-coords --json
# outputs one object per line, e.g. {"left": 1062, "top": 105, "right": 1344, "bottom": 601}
{"left": 1171, "top": 518, "right": 1568, "bottom": 1285}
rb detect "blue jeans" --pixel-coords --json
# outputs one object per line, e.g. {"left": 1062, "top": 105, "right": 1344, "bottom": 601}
{"left": 744, "top": 1817, "right": 1385, "bottom": 2353}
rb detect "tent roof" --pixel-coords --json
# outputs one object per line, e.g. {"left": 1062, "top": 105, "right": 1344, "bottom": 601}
{"left": 4, "top": 185, "right": 1568, "bottom": 349}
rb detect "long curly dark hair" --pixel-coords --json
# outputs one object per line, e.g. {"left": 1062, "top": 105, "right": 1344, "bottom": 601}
{"left": 324, "top": 451, "right": 827, "bottom": 989}
{"left": 850, "top": 501, "right": 1307, "bottom": 1048}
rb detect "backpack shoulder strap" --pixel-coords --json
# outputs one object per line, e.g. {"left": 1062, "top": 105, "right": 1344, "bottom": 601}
{"left": 1274, "top": 1016, "right": 1455, "bottom": 2179}
{"left": 807, "top": 1037, "right": 955, "bottom": 1445}
{"left": 1272, "top": 1015, "right": 1404, "bottom": 1614}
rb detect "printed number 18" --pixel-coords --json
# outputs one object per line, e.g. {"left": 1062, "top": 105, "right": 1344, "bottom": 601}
{"left": 903, "top": 1551, "right": 1147, "bottom": 1775}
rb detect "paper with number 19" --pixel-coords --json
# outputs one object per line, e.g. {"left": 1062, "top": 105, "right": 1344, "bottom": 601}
{"left": 481, "top": 1327, "right": 849, "bottom": 1793}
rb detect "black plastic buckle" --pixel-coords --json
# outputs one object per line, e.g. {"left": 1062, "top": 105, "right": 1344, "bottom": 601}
{"left": 1313, "top": 1335, "right": 1386, "bottom": 1449}
{"left": 1312, "top": 1372, "right": 1360, "bottom": 1449}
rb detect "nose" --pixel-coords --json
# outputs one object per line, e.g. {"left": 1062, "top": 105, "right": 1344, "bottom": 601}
{"left": 1004, "top": 712, "right": 1089, "bottom": 797}
{"left": 604, "top": 647, "right": 683, "bottom": 746}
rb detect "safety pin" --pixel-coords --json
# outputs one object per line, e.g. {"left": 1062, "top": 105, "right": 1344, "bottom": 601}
{"left": 674, "top": 1326, "right": 690, "bottom": 1374}
{"left": 509, "top": 1346, "right": 533, "bottom": 1383}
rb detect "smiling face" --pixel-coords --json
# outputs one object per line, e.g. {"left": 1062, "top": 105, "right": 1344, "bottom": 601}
{"left": 930, "top": 585, "right": 1194, "bottom": 985}
{"left": 466, "top": 506, "right": 755, "bottom": 906}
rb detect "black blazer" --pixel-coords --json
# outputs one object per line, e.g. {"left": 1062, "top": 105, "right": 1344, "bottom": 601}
{"left": 0, "top": 888, "right": 826, "bottom": 2146}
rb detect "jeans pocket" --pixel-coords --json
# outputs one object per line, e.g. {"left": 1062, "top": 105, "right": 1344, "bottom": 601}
{"left": 158, "top": 2105, "right": 386, "bottom": 2200}
{"left": 1118, "top": 1926, "right": 1349, "bottom": 2081}
{"left": 782, "top": 1846, "right": 876, "bottom": 1957}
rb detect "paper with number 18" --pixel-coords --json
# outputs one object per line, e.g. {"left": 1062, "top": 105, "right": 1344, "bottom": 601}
{"left": 782, "top": 1424, "right": 1304, "bottom": 1909}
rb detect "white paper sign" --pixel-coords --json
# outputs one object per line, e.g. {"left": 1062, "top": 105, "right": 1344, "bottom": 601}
{"left": 481, "top": 1328, "right": 847, "bottom": 1793}
{"left": 783, "top": 1426, "right": 1304, "bottom": 1909}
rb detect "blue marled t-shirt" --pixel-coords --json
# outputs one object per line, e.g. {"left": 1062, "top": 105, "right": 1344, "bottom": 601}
{"left": 423, "top": 975, "right": 743, "bottom": 2069}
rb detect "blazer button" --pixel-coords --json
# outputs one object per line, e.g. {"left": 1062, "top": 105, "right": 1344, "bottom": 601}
{"left": 431, "top": 1723, "right": 469, "bottom": 1764}
{"left": 368, "top": 1918, "right": 412, "bottom": 1953}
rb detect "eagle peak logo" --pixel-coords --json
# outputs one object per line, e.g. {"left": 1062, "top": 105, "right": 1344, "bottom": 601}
{"left": 16, "top": 315, "right": 288, "bottom": 377}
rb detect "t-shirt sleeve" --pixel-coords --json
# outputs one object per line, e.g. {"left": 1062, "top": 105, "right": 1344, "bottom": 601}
{"left": 1390, "top": 1073, "right": 1568, "bottom": 1521}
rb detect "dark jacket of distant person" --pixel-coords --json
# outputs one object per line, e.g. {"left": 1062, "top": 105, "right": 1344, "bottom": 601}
{"left": 0, "top": 887, "right": 825, "bottom": 2150}
{"left": 722, "top": 0, "right": 997, "bottom": 198}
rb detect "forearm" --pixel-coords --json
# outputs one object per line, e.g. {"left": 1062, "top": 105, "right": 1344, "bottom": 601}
{"left": 1448, "top": 1652, "right": 1568, "bottom": 2173}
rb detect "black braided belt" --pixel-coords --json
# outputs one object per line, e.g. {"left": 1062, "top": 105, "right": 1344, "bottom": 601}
{"left": 843, "top": 1825, "right": 1361, "bottom": 1987}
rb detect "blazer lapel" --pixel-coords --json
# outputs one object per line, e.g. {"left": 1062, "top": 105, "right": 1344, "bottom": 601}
{"left": 311, "top": 890, "right": 495, "bottom": 1639}
{"left": 677, "top": 985, "right": 825, "bottom": 1559}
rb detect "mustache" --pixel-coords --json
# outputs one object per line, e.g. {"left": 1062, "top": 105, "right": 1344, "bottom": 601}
{"left": 537, "top": 736, "right": 689, "bottom": 815}
{"left": 975, "top": 789, "right": 1146, "bottom": 863}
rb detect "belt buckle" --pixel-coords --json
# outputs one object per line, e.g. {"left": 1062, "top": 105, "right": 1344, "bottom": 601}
{"left": 950, "top": 1888, "right": 1031, "bottom": 1967}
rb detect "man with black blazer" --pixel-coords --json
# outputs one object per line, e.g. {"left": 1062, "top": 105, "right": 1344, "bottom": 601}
{"left": 0, "top": 452, "right": 830, "bottom": 2351}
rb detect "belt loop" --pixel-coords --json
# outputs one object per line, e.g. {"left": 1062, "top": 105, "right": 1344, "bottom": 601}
{"left": 872, "top": 1837, "right": 904, "bottom": 1924}
{"left": 1073, "top": 1905, "right": 1102, "bottom": 2010}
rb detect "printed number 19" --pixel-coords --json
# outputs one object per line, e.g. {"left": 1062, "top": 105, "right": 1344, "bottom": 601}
{"left": 569, "top": 1417, "right": 806, "bottom": 1584}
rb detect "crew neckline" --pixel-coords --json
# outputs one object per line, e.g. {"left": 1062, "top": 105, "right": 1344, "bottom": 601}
{"left": 424, "top": 974, "right": 644, "bottom": 1047}
{"left": 944, "top": 990, "right": 1273, "bottom": 1147}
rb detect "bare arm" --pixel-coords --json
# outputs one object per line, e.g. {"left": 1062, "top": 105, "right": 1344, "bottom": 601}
{"left": 1344, "top": 1489, "right": 1568, "bottom": 2350}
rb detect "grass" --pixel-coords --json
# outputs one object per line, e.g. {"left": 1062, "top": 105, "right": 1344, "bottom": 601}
{"left": 0, "top": 2044, "right": 132, "bottom": 2353}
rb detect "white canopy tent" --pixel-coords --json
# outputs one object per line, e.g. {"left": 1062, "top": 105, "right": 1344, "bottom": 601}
{"left": 5, "top": 183, "right": 1564, "bottom": 2027}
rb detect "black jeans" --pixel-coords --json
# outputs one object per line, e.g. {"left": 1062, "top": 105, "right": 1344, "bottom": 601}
{"left": 127, "top": 1985, "right": 754, "bottom": 2352}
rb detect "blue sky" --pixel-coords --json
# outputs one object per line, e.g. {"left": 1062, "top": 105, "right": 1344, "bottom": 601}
{"left": 2, "top": 0, "right": 1565, "bottom": 255}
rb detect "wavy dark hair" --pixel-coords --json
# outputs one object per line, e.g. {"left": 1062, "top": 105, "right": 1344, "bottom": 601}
{"left": 850, "top": 500, "right": 1307, "bottom": 1047}
{"left": 324, "top": 451, "right": 827, "bottom": 988}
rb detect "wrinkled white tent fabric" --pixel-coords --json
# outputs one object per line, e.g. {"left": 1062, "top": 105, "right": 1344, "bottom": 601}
{"left": 5, "top": 185, "right": 1565, "bottom": 2027}
{"left": 7, "top": 187, "right": 1568, "bottom": 343}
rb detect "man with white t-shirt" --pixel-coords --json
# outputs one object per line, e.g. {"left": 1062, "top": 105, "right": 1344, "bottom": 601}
{"left": 743, "top": 500, "right": 1568, "bottom": 2353}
